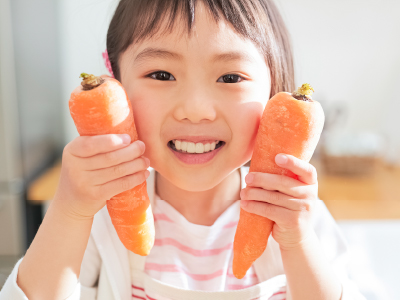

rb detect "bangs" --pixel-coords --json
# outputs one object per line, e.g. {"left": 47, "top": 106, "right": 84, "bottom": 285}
{"left": 107, "top": 0, "right": 294, "bottom": 96}
{"left": 109, "top": 0, "right": 270, "bottom": 50}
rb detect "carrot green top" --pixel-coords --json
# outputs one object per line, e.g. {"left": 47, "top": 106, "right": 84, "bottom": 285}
{"left": 80, "top": 73, "right": 105, "bottom": 90}
{"left": 292, "top": 83, "right": 314, "bottom": 102}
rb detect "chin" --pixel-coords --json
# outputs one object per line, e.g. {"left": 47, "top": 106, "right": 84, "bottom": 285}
{"left": 168, "top": 170, "right": 222, "bottom": 192}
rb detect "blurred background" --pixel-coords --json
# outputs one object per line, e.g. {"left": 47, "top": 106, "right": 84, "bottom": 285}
{"left": 0, "top": 0, "right": 399, "bottom": 298}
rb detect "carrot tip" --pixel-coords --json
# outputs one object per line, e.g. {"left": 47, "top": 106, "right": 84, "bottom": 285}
{"left": 80, "top": 73, "right": 105, "bottom": 90}
{"left": 292, "top": 83, "right": 314, "bottom": 101}
{"left": 294, "top": 83, "right": 314, "bottom": 96}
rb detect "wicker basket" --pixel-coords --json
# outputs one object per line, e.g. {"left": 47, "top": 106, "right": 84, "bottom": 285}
{"left": 320, "top": 150, "right": 379, "bottom": 175}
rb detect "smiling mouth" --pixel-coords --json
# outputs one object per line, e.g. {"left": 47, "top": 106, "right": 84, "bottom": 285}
{"left": 168, "top": 140, "right": 225, "bottom": 153}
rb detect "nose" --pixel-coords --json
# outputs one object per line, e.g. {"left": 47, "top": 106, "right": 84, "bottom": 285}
{"left": 173, "top": 83, "right": 217, "bottom": 123}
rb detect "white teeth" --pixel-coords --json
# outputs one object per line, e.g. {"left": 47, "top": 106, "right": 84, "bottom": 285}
{"left": 187, "top": 142, "right": 196, "bottom": 153}
{"left": 172, "top": 140, "right": 221, "bottom": 153}
{"left": 181, "top": 141, "right": 188, "bottom": 152}
{"left": 195, "top": 143, "right": 204, "bottom": 153}
{"left": 175, "top": 140, "right": 181, "bottom": 150}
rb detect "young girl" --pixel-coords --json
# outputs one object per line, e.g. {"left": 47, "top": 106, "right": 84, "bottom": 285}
{"left": 1, "top": 0, "right": 366, "bottom": 299}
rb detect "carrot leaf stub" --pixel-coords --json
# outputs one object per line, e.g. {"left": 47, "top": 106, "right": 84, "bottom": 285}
{"left": 80, "top": 73, "right": 105, "bottom": 91}
{"left": 292, "top": 83, "right": 314, "bottom": 102}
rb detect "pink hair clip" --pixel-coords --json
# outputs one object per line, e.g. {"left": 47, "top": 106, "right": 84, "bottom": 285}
{"left": 102, "top": 50, "right": 114, "bottom": 78}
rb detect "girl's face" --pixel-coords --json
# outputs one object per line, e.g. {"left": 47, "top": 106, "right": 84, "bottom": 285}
{"left": 119, "top": 2, "right": 270, "bottom": 192}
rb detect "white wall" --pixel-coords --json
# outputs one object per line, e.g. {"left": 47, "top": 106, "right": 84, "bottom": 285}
{"left": 58, "top": 0, "right": 118, "bottom": 144}
{"left": 10, "top": 0, "right": 64, "bottom": 179}
{"left": 275, "top": 0, "right": 400, "bottom": 164}
{"left": 0, "top": 0, "right": 25, "bottom": 256}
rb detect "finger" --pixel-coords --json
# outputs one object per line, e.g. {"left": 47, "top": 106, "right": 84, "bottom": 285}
{"left": 275, "top": 154, "right": 317, "bottom": 185}
{"left": 82, "top": 140, "right": 146, "bottom": 170}
{"left": 90, "top": 156, "right": 150, "bottom": 185}
{"left": 98, "top": 170, "right": 149, "bottom": 200}
{"left": 68, "top": 134, "right": 132, "bottom": 158}
{"left": 240, "top": 200, "right": 292, "bottom": 224}
{"left": 245, "top": 172, "right": 311, "bottom": 199}
{"left": 240, "top": 187, "right": 307, "bottom": 211}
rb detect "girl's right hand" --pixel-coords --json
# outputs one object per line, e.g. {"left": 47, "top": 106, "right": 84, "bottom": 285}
{"left": 54, "top": 134, "right": 150, "bottom": 220}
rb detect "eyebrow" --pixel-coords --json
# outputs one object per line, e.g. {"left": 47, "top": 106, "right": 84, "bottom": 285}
{"left": 133, "top": 47, "right": 257, "bottom": 66}
{"left": 133, "top": 47, "right": 183, "bottom": 66}
{"left": 211, "top": 51, "right": 257, "bottom": 64}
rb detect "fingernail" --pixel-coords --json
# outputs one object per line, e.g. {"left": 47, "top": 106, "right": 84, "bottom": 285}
{"left": 275, "top": 154, "right": 288, "bottom": 165}
{"left": 144, "top": 157, "right": 150, "bottom": 167}
{"left": 246, "top": 173, "right": 254, "bottom": 184}
{"left": 121, "top": 134, "right": 131, "bottom": 144}
{"left": 241, "top": 200, "right": 248, "bottom": 208}
{"left": 145, "top": 170, "right": 150, "bottom": 179}
{"left": 137, "top": 140, "right": 145, "bottom": 151}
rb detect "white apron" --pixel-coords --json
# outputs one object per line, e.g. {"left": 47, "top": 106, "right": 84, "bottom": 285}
{"left": 128, "top": 249, "right": 288, "bottom": 300}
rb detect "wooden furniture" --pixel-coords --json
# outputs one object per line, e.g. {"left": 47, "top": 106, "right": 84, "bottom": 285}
{"left": 27, "top": 159, "right": 62, "bottom": 204}
{"left": 314, "top": 159, "right": 400, "bottom": 219}
{"left": 27, "top": 158, "right": 400, "bottom": 220}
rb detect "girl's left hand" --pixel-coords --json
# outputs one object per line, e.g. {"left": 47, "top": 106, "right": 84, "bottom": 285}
{"left": 240, "top": 154, "right": 318, "bottom": 251}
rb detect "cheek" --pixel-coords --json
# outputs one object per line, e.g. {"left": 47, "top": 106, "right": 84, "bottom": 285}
{"left": 228, "top": 101, "right": 264, "bottom": 157}
{"left": 220, "top": 83, "right": 267, "bottom": 152}
{"left": 126, "top": 86, "right": 162, "bottom": 157}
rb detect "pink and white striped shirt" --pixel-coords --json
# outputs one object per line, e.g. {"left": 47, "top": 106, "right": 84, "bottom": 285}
{"left": 129, "top": 167, "right": 287, "bottom": 300}
{"left": 144, "top": 197, "right": 257, "bottom": 291}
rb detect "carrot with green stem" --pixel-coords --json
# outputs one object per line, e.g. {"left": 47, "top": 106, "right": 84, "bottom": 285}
{"left": 232, "top": 83, "right": 324, "bottom": 278}
{"left": 69, "top": 73, "right": 154, "bottom": 256}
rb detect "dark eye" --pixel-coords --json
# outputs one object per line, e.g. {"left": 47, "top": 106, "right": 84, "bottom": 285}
{"left": 149, "top": 71, "right": 175, "bottom": 81}
{"left": 217, "top": 74, "right": 243, "bottom": 83}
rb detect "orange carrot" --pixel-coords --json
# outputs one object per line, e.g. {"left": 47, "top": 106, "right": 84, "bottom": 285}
{"left": 232, "top": 83, "right": 325, "bottom": 278}
{"left": 69, "top": 73, "right": 155, "bottom": 256}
